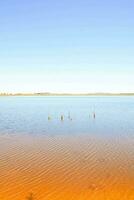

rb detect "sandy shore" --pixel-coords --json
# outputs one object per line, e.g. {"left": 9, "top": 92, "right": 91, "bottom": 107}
{"left": 0, "top": 134, "right": 133, "bottom": 200}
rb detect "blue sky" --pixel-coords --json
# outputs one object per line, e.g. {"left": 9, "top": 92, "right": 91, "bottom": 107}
{"left": 0, "top": 0, "right": 134, "bottom": 93}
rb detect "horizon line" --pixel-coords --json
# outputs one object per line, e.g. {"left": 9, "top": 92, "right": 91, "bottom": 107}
{"left": 0, "top": 92, "right": 134, "bottom": 96}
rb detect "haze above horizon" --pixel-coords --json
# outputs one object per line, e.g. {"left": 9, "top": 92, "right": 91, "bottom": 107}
{"left": 0, "top": 0, "right": 134, "bottom": 93}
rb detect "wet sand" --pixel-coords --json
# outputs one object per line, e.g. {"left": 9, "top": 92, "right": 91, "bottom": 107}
{"left": 0, "top": 134, "right": 133, "bottom": 200}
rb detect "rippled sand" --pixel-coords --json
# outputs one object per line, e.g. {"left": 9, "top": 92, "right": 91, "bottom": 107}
{"left": 0, "top": 134, "right": 133, "bottom": 200}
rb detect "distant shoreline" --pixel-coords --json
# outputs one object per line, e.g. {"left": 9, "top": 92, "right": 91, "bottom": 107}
{"left": 0, "top": 93, "right": 134, "bottom": 96}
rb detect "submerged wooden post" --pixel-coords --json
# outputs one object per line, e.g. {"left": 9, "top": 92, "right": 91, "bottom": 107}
{"left": 61, "top": 115, "right": 64, "bottom": 121}
{"left": 93, "top": 112, "right": 96, "bottom": 119}
{"left": 48, "top": 116, "right": 51, "bottom": 120}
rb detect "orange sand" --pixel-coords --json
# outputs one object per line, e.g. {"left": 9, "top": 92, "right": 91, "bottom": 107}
{"left": 0, "top": 134, "right": 133, "bottom": 200}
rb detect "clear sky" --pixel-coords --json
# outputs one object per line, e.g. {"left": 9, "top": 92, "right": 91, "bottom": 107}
{"left": 0, "top": 0, "right": 134, "bottom": 93}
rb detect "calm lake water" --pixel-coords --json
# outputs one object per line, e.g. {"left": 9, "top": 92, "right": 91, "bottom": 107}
{"left": 0, "top": 96, "right": 134, "bottom": 200}
{"left": 0, "top": 96, "right": 134, "bottom": 137}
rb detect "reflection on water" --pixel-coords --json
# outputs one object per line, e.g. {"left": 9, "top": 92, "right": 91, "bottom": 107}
{"left": 0, "top": 96, "right": 134, "bottom": 200}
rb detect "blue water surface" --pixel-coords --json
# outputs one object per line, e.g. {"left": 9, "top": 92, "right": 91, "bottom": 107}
{"left": 0, "top": 96, "right": 134, "bottom": 137}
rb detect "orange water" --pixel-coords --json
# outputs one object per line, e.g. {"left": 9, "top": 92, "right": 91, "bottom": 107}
{"left": 0, "top": 134, "right": 133, "bottom": 200}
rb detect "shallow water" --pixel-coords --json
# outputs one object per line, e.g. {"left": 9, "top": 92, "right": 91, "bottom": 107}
{"left": 0, "top": 96, "right": 134, "bottom": 137}
{"left": 0, "top": 96, "right": 133, "bottom": 200}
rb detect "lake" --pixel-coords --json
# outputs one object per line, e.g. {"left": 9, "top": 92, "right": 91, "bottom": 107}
{"left": 0, "top": 96, "right": 133, "bottom": 200}
{"left": 0, "top": 96, "right": 134, "bottom": 137}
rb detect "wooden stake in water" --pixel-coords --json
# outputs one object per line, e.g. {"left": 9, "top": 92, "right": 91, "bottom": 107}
{"left": 61, "top": 115, "right": 64, "bottom": 121}
{"left": 93, "top": 112, "right": 96, "bottom": 119}
{"left": 48, "top": 116, "right": 51, "bottom": 120}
